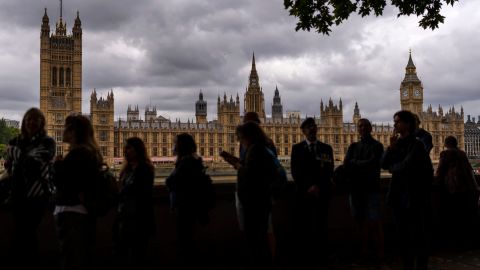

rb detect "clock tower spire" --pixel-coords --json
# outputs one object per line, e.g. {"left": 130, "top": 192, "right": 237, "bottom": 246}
{"left": 400, "top": 50, "right": 423, "bottom": 116}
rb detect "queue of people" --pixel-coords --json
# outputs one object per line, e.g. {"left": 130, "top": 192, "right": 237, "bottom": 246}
{"left": 1, "top": 107, "right": 479, "bottom": 270}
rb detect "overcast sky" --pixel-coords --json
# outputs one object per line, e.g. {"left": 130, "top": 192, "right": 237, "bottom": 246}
{"left": 0, "top": 0, "right": 479, "bottom": 124}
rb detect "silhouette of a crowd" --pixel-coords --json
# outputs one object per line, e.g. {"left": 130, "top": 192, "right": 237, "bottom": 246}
{"left": 1, "top": 108, "right": 479, "bottom": 270}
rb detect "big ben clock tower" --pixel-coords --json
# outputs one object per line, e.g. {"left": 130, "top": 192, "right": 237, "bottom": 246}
{"left": 400, "top": 51, "right": 424, "bottom": 116}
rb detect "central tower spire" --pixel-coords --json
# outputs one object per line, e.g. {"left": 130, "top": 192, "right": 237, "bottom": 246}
{"left": 244, "top": 52, "right": 265, "bottom": 120}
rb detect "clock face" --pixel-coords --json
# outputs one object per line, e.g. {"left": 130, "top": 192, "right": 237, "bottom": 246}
{"left": 414, "top": 89, "right": 421, "bottom": 97}
{"left": 402, "top": 90, "right": 409, "bottom": 98}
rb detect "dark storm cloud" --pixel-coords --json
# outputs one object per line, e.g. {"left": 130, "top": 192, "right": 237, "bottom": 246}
{"left": 1, "top": 0, "right": 479, "bottom": 123}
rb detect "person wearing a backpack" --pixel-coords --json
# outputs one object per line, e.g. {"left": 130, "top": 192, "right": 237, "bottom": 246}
{"left": 53, "top": 114, "right": 103, "bottom": 270}
{"left": 113, "top": 137, "right": 155, "bottom": 270}
{"left": 166, "top": 133, "right": 212, "bottom": 267}
{"left": 436, "top": 135, "right": 479, "bottom": 249}
{"left": 4, "top": 108, "right": 55, "bottom": 269}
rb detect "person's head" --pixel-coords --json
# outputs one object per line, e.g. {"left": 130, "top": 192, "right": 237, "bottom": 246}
{"left": 174, "top": 133, "right": 197, "bottom": 158}
{"left": 444, "top": 136, "right": 458, "bottom": 149}
{"left": 393, "top": 110, "right": 416, "bottom": 137}
{"left": 124, "top": 137, "right": 150, "bottom": 165}
{"left": 63, "top": 114, "right": 95, "bottom": 146}
{"left": 237, "top": 121, "right": 268, "bottom": 148}
{"left": 357, "top": 118, "right": 372, "bottom": 137}
{"left": 300, "top": 117, "right": 317, "bottom": 141}
{"left": 21, "top": 107, "right": 46, "bottom": 138}
{"left": 243, "top": 111, "right": 260, "bottom": 124}
{"left": 63, "top": 114, "right": 102, "bottom": 162}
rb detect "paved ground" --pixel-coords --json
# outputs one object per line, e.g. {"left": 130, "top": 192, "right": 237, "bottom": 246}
{"left": 332, "top": 249, "right": 480, "bottom": 270}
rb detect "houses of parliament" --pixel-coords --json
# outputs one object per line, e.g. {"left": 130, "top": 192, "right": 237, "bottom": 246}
{"left": 39, "top": 7, "right": 464, "bottom": 166}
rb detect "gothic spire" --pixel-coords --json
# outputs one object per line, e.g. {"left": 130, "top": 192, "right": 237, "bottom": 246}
{"left": 406, "top": 49, "right": 416, "bottom": 69}
{"left": 55, "top": 0, "right": 67, "bottom": 36}
{"left": 74, "top": 10, "right": 81, "bottom": 26}
{"left": 248, "top": 51, "right": 259, "bottom": 90}
{"left": 354, "top": 102, "right": 360, "bottom": 116}
{"left": 252, "top": 51, "right": 256, "bottom": 71}
{"left": 41, "top": 8, "right": 50, "bottom": 37}
{"left": 403, "top": 50, "right": 420, "bottom": 83}
{"left": 60, "top": 0, "right": 63, "bottom": 19}
{"left": 43, "top": 8, "right": 49, "bottom": 23}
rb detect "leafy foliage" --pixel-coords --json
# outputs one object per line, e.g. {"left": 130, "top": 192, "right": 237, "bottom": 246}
{"left": 283, "top": 0, "right": 459, "bottom": 35}
{"left": 0, "top": 119, "right": 19, "bottom": 158}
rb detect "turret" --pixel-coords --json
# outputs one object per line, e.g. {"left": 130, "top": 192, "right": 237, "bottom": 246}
{"left": 41, "top": 8, "right": 50, "bottom": 37}
{"left": 272, "top": 85, "right": 283, "bottom": 120}
{"left": 127, "top": 105, "right": 140, "bottom": 122}
{"left": 145, "top": 105, "right": 157, "bottom": 122}
{"left": 353, "top": 102, "right": 361, "bottom": 124}
{"left": 195, "top": 90, "right": 207, "bottom": 124}
{"left": 72, "top": 11, "right": 82, "bottom": 39}
{"left": 90, "top": 88, "right": 97, "bottom": 107}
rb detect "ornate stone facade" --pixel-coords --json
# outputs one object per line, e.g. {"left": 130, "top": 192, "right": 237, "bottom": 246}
{"left": 465, "top": 115, "right": 480, "bottom": 159}
{"left": 112, "top": 55, "right": 396, "bottom": 165}
{"left": 112, "top": 53, "right": 464, "bottom": 164}
{"left": 39, "top": 6, "right": 115, "bottom": 164}
{"left": 40, "top": 6, "right": 464, "bottom": 165}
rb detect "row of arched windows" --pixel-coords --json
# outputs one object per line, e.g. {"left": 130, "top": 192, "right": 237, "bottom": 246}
{"left": 51, "top": 67, "right": 71, "bottom": 86}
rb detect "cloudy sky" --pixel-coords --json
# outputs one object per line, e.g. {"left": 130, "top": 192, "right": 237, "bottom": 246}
{"left": 0, "top": 0, "right": 479, "bottom": 124}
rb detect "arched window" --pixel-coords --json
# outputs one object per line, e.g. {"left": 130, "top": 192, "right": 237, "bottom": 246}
{"left": 59, "top": 67, "right": 64, "bottom": 86}
{"left": 52, "top": 67, "right": 57, "bottom": 86}
{"left": 66, "top": 68, "right": 71, "bottom": 86}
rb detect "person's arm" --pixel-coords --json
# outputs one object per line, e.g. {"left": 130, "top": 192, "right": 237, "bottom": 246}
{"left": 290, "top": 144, "right": 303, "bottom": 184}
{"left": 381, "top": 145, "right": 398, "bottom": 171}
{"left": 435, "top": 151, "right": 447, "bottom": 178}
{"left": 388, "top": 142, "right": 424, "bottom": 174}
{"left": 220, "top": 151, "right": 240, "bottom": 168}
{"left": 353, "top": 142, "right": 384, "bottom": 171}
{"left": 24, "top": 137, "right": 56, "bottom": 181}
{"left": 324, "top": 144, "right": 335, "bottom": 183}
{"left": 343, "top": 143, "right": 356, "bottom": 170}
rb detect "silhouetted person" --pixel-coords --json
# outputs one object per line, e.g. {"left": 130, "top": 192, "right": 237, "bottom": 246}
{"left": 343, "top": 118, "right": 386, "bottom": 267}
{"left": 414, "top": 114, "right": 433, "bottom": 155}
{"left": 291, "top": 117, "right": 334, "bottom": 268}
{"left": 382, "top": 110, "right": 433, "bottom": 270}
{"left": 53, "top": 114, "right": 103, "bottom": 270}
{"left": 166, "top": 133, "right": 209, "bottom": 267}
{"left": 235, "top": 121, "right": 276, "bottom": 268}
{"left": 237, "top": 111, "right": 277, "bottom": 259}
{"left": 435, "top": 135, "right": 479, "bottom": 249}
{"left": 113, "top": 137, "right": 155, "bottom": 270}
{"left": 4, "top": 108, "right": 55, "bottom": 269}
